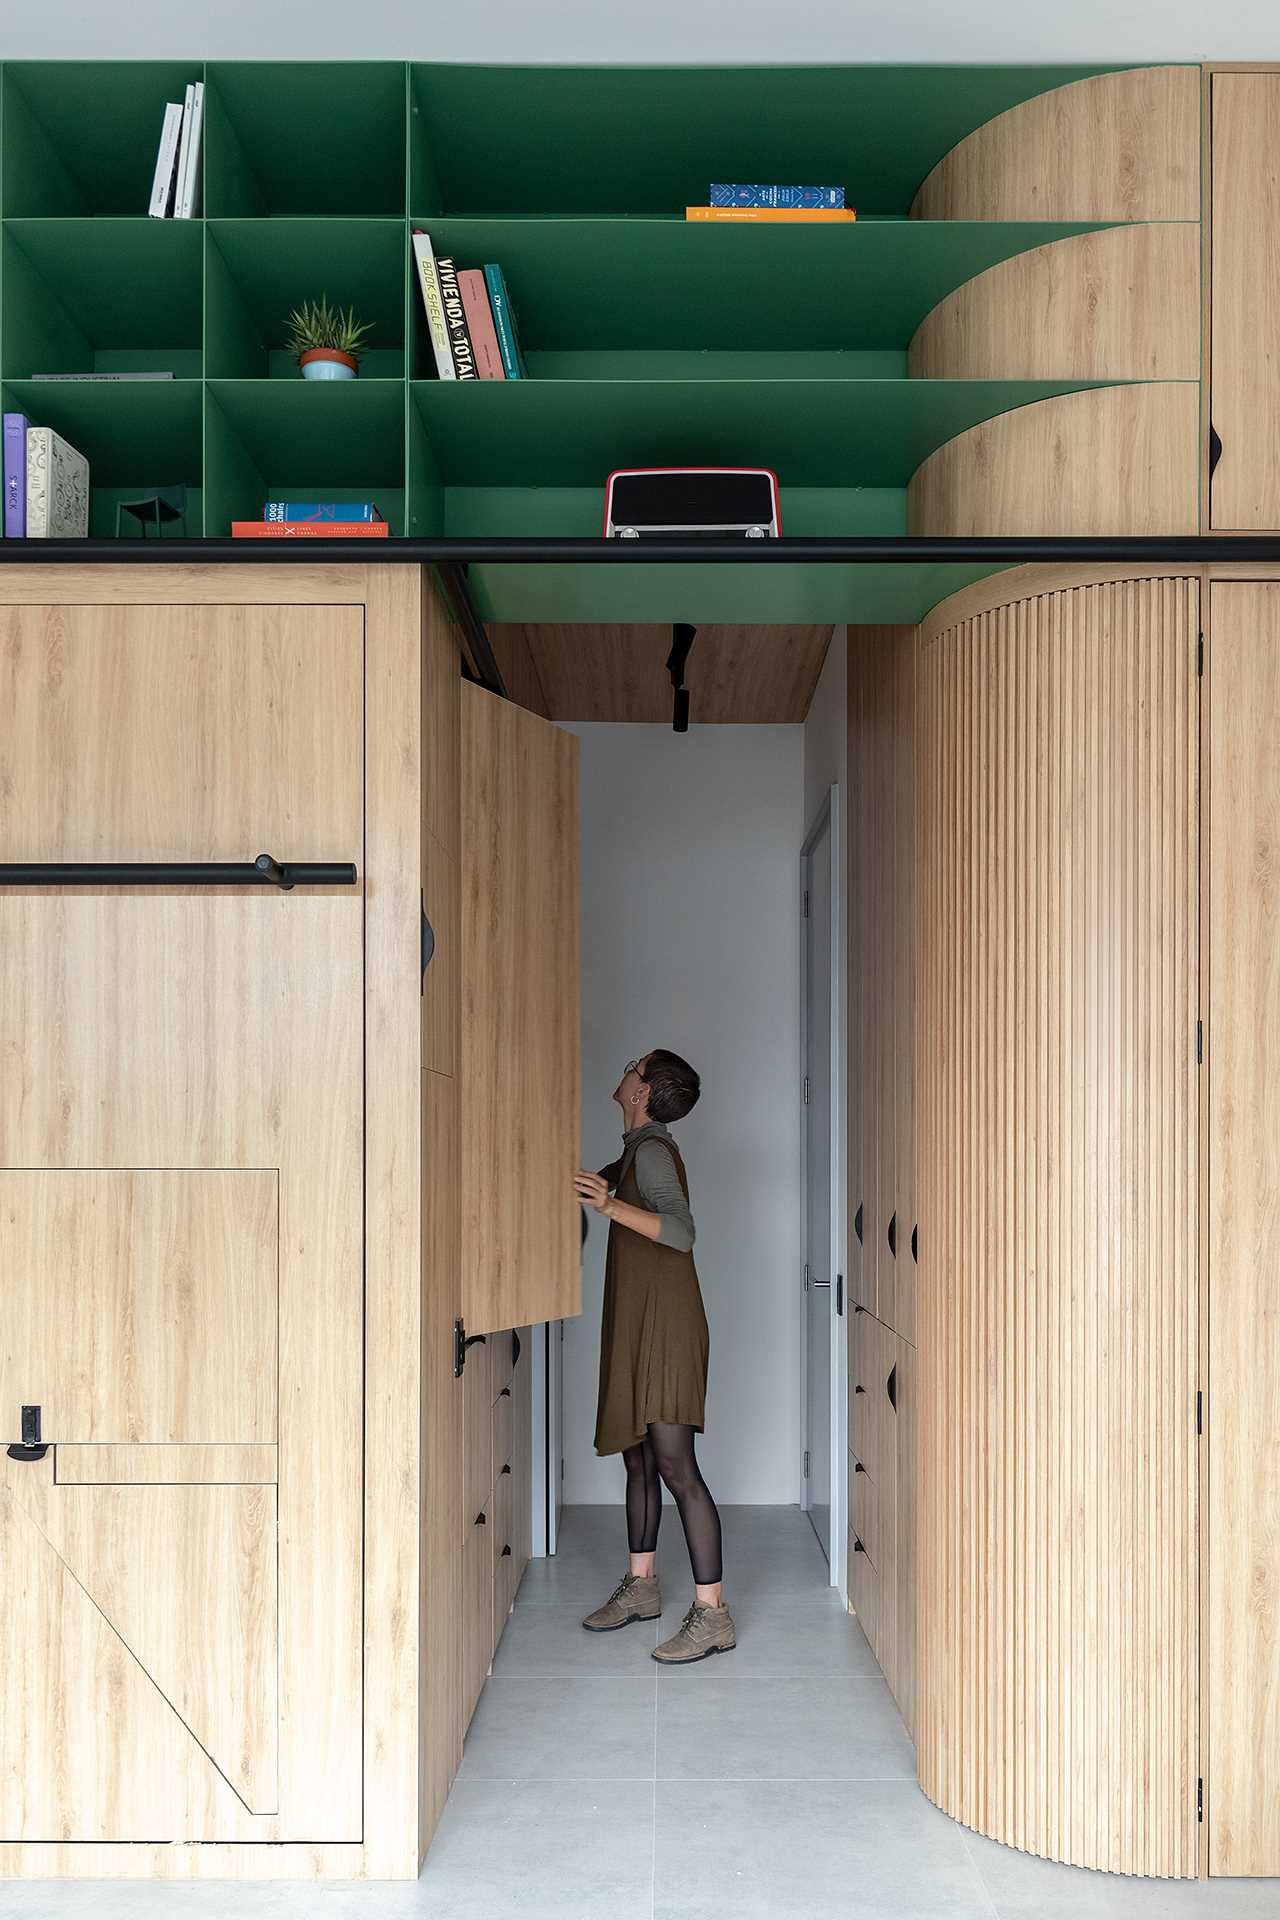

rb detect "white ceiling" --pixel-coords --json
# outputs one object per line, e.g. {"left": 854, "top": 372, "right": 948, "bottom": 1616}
{"left": 3, "top": 0, "right": 1272, "bottom": 62}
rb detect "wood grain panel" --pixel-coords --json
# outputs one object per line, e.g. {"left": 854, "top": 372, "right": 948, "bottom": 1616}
{"left": 361, "top": 564, "right": 426, "bottom": 1874}
{"left": 916, "top": 573, "right": 1200, "bottom": 1875}
{"left": 0, "top": 1170, "right": 277, "bottom": 1446}
{"left": 56, "top": 1446, "right": 277, "bottom": 1485}
{"left": 907, "top": 386, "right": 1200, "bottom": 537}
{"left": 909, "top": 226, "right": 1199, "bottom": 380}
{"left": 0, "top": 603, "right": 363, "bottom": 861}
{"left": 912, "top": 68, "right": 1200, "bottom": 219}
{"left": 6, "top": 1464, "right": 278, "bottom": 1813}
{"left": 460, "top": 685, "right": 581, "bottom": 1334}
{"left": 1209, "top": 74, "right": 1280, "bottom": 529}
{"left": 486, "top": 625, "right": 551, "bottom": 718}
{"left": 499, "top": 624, "right": 834, "bottom": 723}
{"left": 417, "top": 573, "right": 465, "bottom": 1862}
{"left": 1206, "top": 580, "right": 1280, "bottom": 1874}
{"left": 0, "top": 894, "right": 363, "bottom": 1841}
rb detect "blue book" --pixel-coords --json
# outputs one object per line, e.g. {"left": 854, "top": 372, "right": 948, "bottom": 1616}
{"left": 483, "top": 264, "right": 526, "bottom": 380}
{"left": 263, "top": 501, "right": 382, "bottom": 522}
{"left": 3, "top": 412, "right": 28, "bottom": 537}
{"left": 710, "top": 183, "right": 845, "bottom": 209}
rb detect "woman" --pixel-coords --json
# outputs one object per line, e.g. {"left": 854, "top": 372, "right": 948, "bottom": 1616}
{"left": 572, "top": 1050, "right": 735, "bottom": 1664}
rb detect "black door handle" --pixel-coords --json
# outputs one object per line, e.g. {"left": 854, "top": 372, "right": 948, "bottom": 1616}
{"left": 887, "top": 1212, "right": 897, "bottom": 1258}
{"left": 854, "top": 1203, "right": 864, "bottom": 1244}
{"left": 911, "top": 1224, "right": 918, "bottom": 1264}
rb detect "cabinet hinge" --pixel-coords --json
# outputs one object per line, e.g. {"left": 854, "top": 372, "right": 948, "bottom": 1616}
{"left": 1197, "top": 1777, "right": 1204, "bottom": 1823}
{"left": 803, "top": 1449, "right": 811, "bottom": 1478}
{"left": 1197, "top": 1020, "right": 1204, "bottom": 1065}
{"left": 453, "top": 1318, "right": 487, "bottom": 1378}
{"left": 1197, "top": 1389, "right": 1203, "bottom": 1436}
{"left": 803, "top": 1263, "right": 810, "bottom": 1291}
{"left": 1197, "top": 633, "right": 1205, "bottom": 677}
{"left": 803, "top": 889, "right": 810, "bottom": 918}
{"left": 803, "top": 1075, "right": 810, "bottom": 1105}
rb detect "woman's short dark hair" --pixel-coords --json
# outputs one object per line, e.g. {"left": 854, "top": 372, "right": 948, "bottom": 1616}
{"left": 642, "top": 1050, "right": 701, "bottom": 1124}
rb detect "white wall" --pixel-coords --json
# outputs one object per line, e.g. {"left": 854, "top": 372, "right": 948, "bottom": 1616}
{"left": 4, "top": 3, "right": 1276, "bottom": 59}
{"left": 564, "top": 722, "right": 804, "bottom": 1507}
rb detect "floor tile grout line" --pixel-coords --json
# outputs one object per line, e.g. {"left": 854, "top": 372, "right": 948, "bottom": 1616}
{"left": 956, "top": 1823, "right": 1005, "bottom": 1920}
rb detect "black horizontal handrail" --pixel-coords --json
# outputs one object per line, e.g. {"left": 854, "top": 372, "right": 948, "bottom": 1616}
{"left": 0, "top": 853, "right": 357, "bottom": 890}
{"left": 1, "top": 534, "right": 1280, "bottom": 566}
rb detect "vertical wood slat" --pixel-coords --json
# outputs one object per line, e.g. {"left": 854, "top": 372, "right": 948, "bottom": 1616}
{"left": 916, "top": 576, "right": 1200, "bottom": 1877}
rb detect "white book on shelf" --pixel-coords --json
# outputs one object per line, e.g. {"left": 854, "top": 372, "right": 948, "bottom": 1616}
{"left": 148, "top": 100, "right": 184, "bottom": 217}
{"left": 411, "top": 230, "right": 456, "bottom": 380}
{"left": 26, "top": 427, "right": 90, "bottom": 538}
{"left": 176, "top": 80, "right": 204, "bottom": 219}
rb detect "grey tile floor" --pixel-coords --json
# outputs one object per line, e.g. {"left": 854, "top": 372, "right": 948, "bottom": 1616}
{"left": 3, "top": 1505, "right": 1277, "bottom": 1919}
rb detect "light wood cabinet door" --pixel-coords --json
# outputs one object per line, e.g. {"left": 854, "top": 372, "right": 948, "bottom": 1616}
{"left": 460, "top": 685, "right": 581, "bottom": 1335}
{"left": 1207, "top": 581, "right": 1280, "bottom": 1875}
{"left": 1210, "top": 74, "right": 1280, "bottom": 529}
{"left": 0, "top": 602, "right": 364, "bottom": 1845}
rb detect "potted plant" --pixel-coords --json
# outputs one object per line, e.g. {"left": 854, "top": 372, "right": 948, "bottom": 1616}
{"left": 286, "top": 297, "right": 373, "bottom": 381}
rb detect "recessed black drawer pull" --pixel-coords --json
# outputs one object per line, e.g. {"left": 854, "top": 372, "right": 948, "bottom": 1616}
{"left": 887, "top": 1212, "right": 897, "bottom": 1258}
{"left": 911, "top": 1224, "right": 918, "bottom": 1264}
{"left": 854, "top": 1459, "right": 867, "bottom": 1474}
{"left": 854, "top": 1203, "right": 864, "bottom": 1245}
{"left": 853, "top": 1536, "right": 867, "bottom": 1554}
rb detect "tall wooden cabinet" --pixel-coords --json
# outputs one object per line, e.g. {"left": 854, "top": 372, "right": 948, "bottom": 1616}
{"left": 0, "top": 564, "right": 580, "bottom": 1882}
{"left": 847, "top": 626, "right": 918, "bottom": 1738}
{"left": 1208, "top": 73, "right": 1280, "bottom": 529}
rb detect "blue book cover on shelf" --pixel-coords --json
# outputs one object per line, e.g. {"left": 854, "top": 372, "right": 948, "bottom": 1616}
{"left": 3, "top": 412, "right": 29, "bottom": 537}
{"left": 710, "top": 183, "right": 845, "bottom": 208}
{"left": 483, "top": 265, "right": 526, "bottom": 380}
{"left": 263, "top": 502, "right": 382, "bottom": 522}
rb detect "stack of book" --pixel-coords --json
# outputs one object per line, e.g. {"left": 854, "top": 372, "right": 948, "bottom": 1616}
{"left": 3, "top": 412, "right": 90, "bottom": 538}
{"left": 232, "top": 502, "right": 389, "bottom": 538}
{"left": 686, "top": 183, "right": 855, "bottom": 222}
{"left": 411, "top": 233, "right": 526, "bottom": 380}
{"left": 149, "top": 83, "right": 204, "bottom": 218}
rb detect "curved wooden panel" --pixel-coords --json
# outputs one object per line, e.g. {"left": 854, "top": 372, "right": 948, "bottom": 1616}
{"left": 908, "top": 226, "right": 1199, "bottom": 380}
{"left": 907, "top": 386, "right": 1199, "bottom": 537}
{"left": 912, "top": 68, "right": 1200, "bottom": 219}
{"left": 915, "top": 573, "right": 1200, "bottom": 1876}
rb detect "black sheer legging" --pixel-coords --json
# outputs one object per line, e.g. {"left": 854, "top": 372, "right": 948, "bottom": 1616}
{"left": 622, "top": 1421, "right": 723, "bottom": 1586}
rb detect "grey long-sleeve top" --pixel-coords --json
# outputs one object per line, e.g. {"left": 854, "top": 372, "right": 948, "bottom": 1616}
{"left": 598, "top": 1120, "right": 696, "bottom": 1253}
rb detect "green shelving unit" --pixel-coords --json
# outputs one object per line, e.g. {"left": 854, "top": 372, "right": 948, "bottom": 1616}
{"left": 0, "top": 59, "right": 1199, "bottom": 618}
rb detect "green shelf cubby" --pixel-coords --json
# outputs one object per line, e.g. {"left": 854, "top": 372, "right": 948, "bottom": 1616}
{"left": 205, "top": 219, "right": 408, "bottom": 378}
{"left": 3, "top": 219, "right": 203, "bottom": 377}
{"left": 204, "top": 63, "right": 407, "bottom": 217}
{"left": 0, "top": 59, "right": 1199, "bottom": 621}
{"left": 204, "top": 377, "right": 406, "bottom": 534}
{"left": 1, "top": 62, "right": 203, "bottom": 217}
{"left": 2, "top": 375, "right": 203, "bottom": 535}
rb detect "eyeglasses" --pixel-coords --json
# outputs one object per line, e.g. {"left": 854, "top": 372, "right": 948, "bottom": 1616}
{"left": 622, "top": 1059, "right": 642, "bottom": 1078}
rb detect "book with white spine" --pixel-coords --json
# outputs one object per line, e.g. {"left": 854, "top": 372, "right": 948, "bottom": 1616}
{"left": 148, "top": 101, "right": 184, "bottom": 217}
{"left": 26, "top": 426, "right": 89, "bottom": 537}
{"left": 411, "top": 230, "right": 455, "bottom": 380}
{"left": 175, "top": 81, "right": 204, "bottom": 219}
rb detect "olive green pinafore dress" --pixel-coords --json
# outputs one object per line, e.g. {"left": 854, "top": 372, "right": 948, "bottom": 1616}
{"left": 593, "top": 1135, "right": 710, "bottom": 1455}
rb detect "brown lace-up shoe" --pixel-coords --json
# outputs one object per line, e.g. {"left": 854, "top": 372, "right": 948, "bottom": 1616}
{"left": 582, "top": 1571, "right": 662, "bottom": 1632}
{"left": 652, "top": 1599, "right": 736, "bottom": 1663}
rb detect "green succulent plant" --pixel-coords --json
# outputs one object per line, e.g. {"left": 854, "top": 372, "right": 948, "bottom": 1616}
{"left": 285, "top": 296, "right": 374, "bottom": 365}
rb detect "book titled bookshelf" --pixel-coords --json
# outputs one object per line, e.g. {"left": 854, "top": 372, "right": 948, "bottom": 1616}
{"left": 0, "top": 60, "right": 1200, "bottom": 619}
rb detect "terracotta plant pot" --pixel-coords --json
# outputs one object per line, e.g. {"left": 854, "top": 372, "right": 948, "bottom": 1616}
{"left": 299, "top": 347, "right": 358, "bottom": 381}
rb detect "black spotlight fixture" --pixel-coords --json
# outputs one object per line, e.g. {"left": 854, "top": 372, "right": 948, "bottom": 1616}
{"left": 666, "top": 623, "right": 696, "bottom": 732}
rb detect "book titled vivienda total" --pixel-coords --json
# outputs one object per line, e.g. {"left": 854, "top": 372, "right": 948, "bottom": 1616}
{"left": 711, "top": 183, "right": 845, "bottom": 208}
{"left": 686, "top": 205, "right": 856, "bottom": 222}
{"left": 232, "top": 521, "right": 390, "bottom": 538}
{"left": 434, "top": 257, "right": 478, "bottom": 379}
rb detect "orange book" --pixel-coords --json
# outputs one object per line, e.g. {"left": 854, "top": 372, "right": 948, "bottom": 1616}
{"left": 231, "top": 521, "right": 390, "bottom": 538}
{"left": 685, "top": 205, "right": 856, "bottom": 222}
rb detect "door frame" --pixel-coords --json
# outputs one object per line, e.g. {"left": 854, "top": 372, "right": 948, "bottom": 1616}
{"left": 798, "top": 784, "right": 848, "bottom": 1593}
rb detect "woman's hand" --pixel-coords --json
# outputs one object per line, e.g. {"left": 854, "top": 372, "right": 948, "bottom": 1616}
{"left": 573, "top": 1171, "right": 612, "bottom": 1215}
